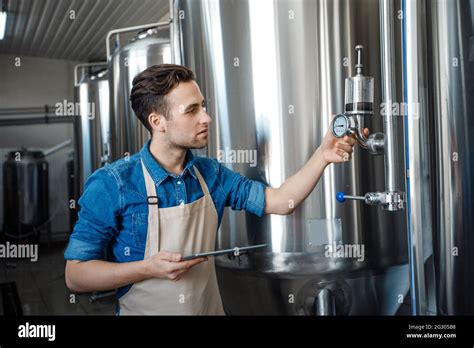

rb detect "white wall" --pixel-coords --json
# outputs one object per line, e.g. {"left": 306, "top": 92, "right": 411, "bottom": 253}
{"left": 0, "top": 54, "right": 81, "bottom": 241}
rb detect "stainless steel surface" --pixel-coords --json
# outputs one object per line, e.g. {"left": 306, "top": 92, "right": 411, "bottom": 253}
{"left": 216, "top": 264, "right": 409, "bottom": 315}
{"left": 105, "top": 21, "right": 170, "bottom": 62}
{"left": 315, "top": 288, "right": 336, "bottom": 315}
{"left": 169, "top": 0, "right": 181, "bottom": 64}
{"left": 76, "top": 67, "right": 110, "bottom": 192}
{"left": 427, "top": 0, "right": 474, "bottom": 315}
{"left": 379, "top": 0, "right": 404, "bottom": 211}
{"left": 175, "top": 0, "right": 408, "bottom": 315}
{"left": 402, "top": 0, "right": 433, "bottom": 315}
{"left": 2, "top": 150, "right": 49, "bottom": 241}
{"left": 74, "top": 63, "right": 107, "bottom": 87}
{"left": 108, "top": 27, "right": 172, "bottom": 160}
{"left": 366, "top": 132, "right": 385, "bottom": 155}
{"left": 344, "top": 195, "right": 366, "bottom": 201}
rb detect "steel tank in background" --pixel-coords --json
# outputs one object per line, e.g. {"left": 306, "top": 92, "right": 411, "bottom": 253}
{"left": 400, "top": 0, "right": 474, "bottom": 316}
{"left": 174, "top": 0, "right": 409, "bottom": 315}
{"left": 426, "top": 0, "right": 474, "bottom": 315}
{"left": 109, "top": 27, "right": 172, "bottom": 161}
{"left": 75, "top": 68, "right": 111, "bottom": 192}
{"left": 2, "top": 150, "right": 49, "bottom": 243}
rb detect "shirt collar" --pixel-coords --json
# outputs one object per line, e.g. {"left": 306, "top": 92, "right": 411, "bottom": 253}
{"left": 140, "top": 140, "right": 197, "bottom": 186}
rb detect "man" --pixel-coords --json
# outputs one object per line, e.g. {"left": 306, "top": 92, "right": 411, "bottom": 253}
{"left": 65, "top": 64, "right": 358, "bottom": 315}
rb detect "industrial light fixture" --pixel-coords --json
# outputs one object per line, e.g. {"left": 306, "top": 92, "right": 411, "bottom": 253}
{"left": 0, "top": 0, "right": 7, "bottom": 40}
{"left": 0, "top": 11, "right": 6, "bottom": 40}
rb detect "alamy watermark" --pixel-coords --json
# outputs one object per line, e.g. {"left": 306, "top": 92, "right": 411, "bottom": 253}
{"left": 55, "top": 99, "right": 96, "bottom": 119}
{"left": 217, "top": 147, "right": 257, "bottom": 167}
{"left": 324, "top": 242, "right": 365, "bottom": 262}
{"left": 380, "top": 101, "right": 420, "bottom": 119}
{"left": 18, "top": 322, "right": 55, "bottom": 341}
{"left": 0, "top": 242, "right": 38, "bottom": 262}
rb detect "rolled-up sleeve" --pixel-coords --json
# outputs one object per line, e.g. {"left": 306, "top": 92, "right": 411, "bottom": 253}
{"left": 64, "top": 167, "right": 121, "bottom": 261}
{"left": 215, "top": 160, "right": 267, "bottom": 217}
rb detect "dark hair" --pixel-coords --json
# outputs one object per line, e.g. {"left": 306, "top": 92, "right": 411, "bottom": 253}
{"left": 130, "top": 64, "right": 196, "bottom": 133}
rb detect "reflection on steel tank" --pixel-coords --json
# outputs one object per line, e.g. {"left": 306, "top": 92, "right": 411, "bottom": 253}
{"left": 108, "top": 27, "right": 172, "bottom": 161}
{"left": 74, "top": 67, "right": 110, "bottom": 193}
{"left": 3, "top": 149, "right": 49, "bottom": 244}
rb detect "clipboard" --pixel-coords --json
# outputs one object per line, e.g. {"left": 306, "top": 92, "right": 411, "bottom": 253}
{"left": 182, "top": 244, "right": 267, "bottom": 261}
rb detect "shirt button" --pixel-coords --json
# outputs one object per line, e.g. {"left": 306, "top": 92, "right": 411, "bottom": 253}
{"left": 177, "top": 181, "right": 182, "bottom": 185}
{"left": 179, "top": 199, "right": 184, "bottom": 206}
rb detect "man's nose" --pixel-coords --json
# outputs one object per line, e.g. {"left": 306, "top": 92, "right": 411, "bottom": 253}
{"left": 200, "top": 111, "right": 212, "bottom": 124}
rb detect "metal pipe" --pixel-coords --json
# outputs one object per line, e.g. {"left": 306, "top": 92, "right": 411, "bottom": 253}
{"left": 0, "top": 116, "right": 75, "bottom": 126}
{"left": 74, "top": 62, "right": 107, "bottom": 87}
{"left": 402, "top": 0, "right": 437, "bottom": 315}
{"left": 43, "top": 139, "right": 73, "bottom": 157}
{"left": 169, "top": 0, "right": 180, "bottom": 64}
{"left": 355, "top": 127, "right": 369, "bottom": 149}
{"left": 105, "top": 21, "right": 171, "bottom": 60}
{"left": 379, "top": 0, "right": 400, "bottom": 194}
{"left": 0, "top": 106, "right": 56, "bottom": 116}
{"left": 0, "top": 106, "right": 76, "bottom": 126}
{"left": 315, "top": 288, "right": 336, "bottom": 316}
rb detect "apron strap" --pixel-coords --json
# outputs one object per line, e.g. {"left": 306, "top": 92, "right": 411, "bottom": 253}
{"left": 141, "top": 160, "right": 160, "bottom": 257}
{"left": 193, "top": 166, "right": 211, "bottom": 197}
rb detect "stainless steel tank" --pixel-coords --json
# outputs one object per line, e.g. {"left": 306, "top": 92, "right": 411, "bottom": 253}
{"left": 109, "top": 27, "right": 172, "bottom": 160}
{"left": 76, "top": 69, "right": 111, "bottom": 192}
{"left": 400, "top": 0, "right": 474, "bottom": 316}
{"left": 173, "top": 0, "right": 408, "bottom": 315}
{"left": 2, "top": 150, "right": 49, "bottom": 243}
{"left": 427, "top": 0, "right": 474, "bottom": 315}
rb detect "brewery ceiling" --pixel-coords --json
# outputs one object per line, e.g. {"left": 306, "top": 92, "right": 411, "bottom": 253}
{"left": 0, "top": 0, "right": 169, "bottom": 62}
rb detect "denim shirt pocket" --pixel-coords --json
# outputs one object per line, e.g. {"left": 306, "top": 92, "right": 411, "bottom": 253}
{"left": 131, "top": 212, "right": 148, "bottom": 249}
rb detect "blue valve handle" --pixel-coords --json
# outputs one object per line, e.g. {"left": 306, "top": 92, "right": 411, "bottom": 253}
{"left": 336, "top": 192, "right": 366, "bottom": 203}
{"left": 336, "top": 192, "right": 346, "bottom": 203}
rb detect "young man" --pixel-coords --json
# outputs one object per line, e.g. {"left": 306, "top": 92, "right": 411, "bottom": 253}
{"left": 64, "top": 64, "right": 357, "bottom": 315}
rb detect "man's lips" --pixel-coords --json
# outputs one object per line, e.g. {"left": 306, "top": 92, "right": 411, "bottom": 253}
{"left": 197, "top": 129, "right": 208, "bottom": 135}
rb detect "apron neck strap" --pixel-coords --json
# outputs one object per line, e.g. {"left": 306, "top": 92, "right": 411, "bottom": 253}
{"left": 140, "top": 159, "right": 160, "bottom": 257}
{"left": 141, "top": 159, "right": 158, "bottom": 203}
{"left": 192, "top": 165, "right": 211, "bottom": 197}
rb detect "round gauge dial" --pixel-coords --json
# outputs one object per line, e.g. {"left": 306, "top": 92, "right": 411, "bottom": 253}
{"left": 332, "top": 114, "right": 349, "bottom": 138}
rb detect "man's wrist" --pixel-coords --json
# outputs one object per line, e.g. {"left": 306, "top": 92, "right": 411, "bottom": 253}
{"left": 137, "top": 259, "right": 152, "bottom": 280}
{"left": 315, "top": 146, "right": 330, "bottom": 167}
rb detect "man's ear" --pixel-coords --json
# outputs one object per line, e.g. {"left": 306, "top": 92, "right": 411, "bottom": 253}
{"left": 148, "top": 112, "right": 166, "bottom": 133}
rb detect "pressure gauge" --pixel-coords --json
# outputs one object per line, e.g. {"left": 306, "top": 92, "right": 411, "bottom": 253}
{"left": 332, "top": 114, "right": 349, "bottom": 138}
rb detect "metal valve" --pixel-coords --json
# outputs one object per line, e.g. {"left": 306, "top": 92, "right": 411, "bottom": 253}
{"left": 336, "top": 191, "right": 404, "bottom": 210}
{"left": 332, "top": 45, "right": 385, "bottom": 154}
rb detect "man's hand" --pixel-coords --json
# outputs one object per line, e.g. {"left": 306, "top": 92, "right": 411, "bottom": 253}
{"left": 65, "top": 251, "right": 207, "bottom": 293}
{"left": 318, "top": 126, "right": 369, "bottom": 165}
{"left": 143, "top": 251, "right": 207, "bottom": 281}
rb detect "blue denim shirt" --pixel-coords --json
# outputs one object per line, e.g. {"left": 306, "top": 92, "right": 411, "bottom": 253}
{"left": 64, "top": 140, "right": 266, "bottom": 298}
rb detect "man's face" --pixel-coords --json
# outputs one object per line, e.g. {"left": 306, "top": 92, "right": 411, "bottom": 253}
{"left": 160, "top": 81, "right": 211, "bottom": 149}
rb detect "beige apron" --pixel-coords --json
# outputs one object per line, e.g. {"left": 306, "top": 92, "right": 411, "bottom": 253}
{"left": 119, "top": 160, "right": 225, "bottom": 315}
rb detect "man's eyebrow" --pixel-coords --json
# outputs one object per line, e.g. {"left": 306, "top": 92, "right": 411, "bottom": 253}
{"left": 184, "top": 99, "right": 205, "bottom": 112}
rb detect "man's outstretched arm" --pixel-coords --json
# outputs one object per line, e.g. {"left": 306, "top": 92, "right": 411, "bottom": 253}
{"left": 264, "top": 127, "right": 362, "bottom": 215}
